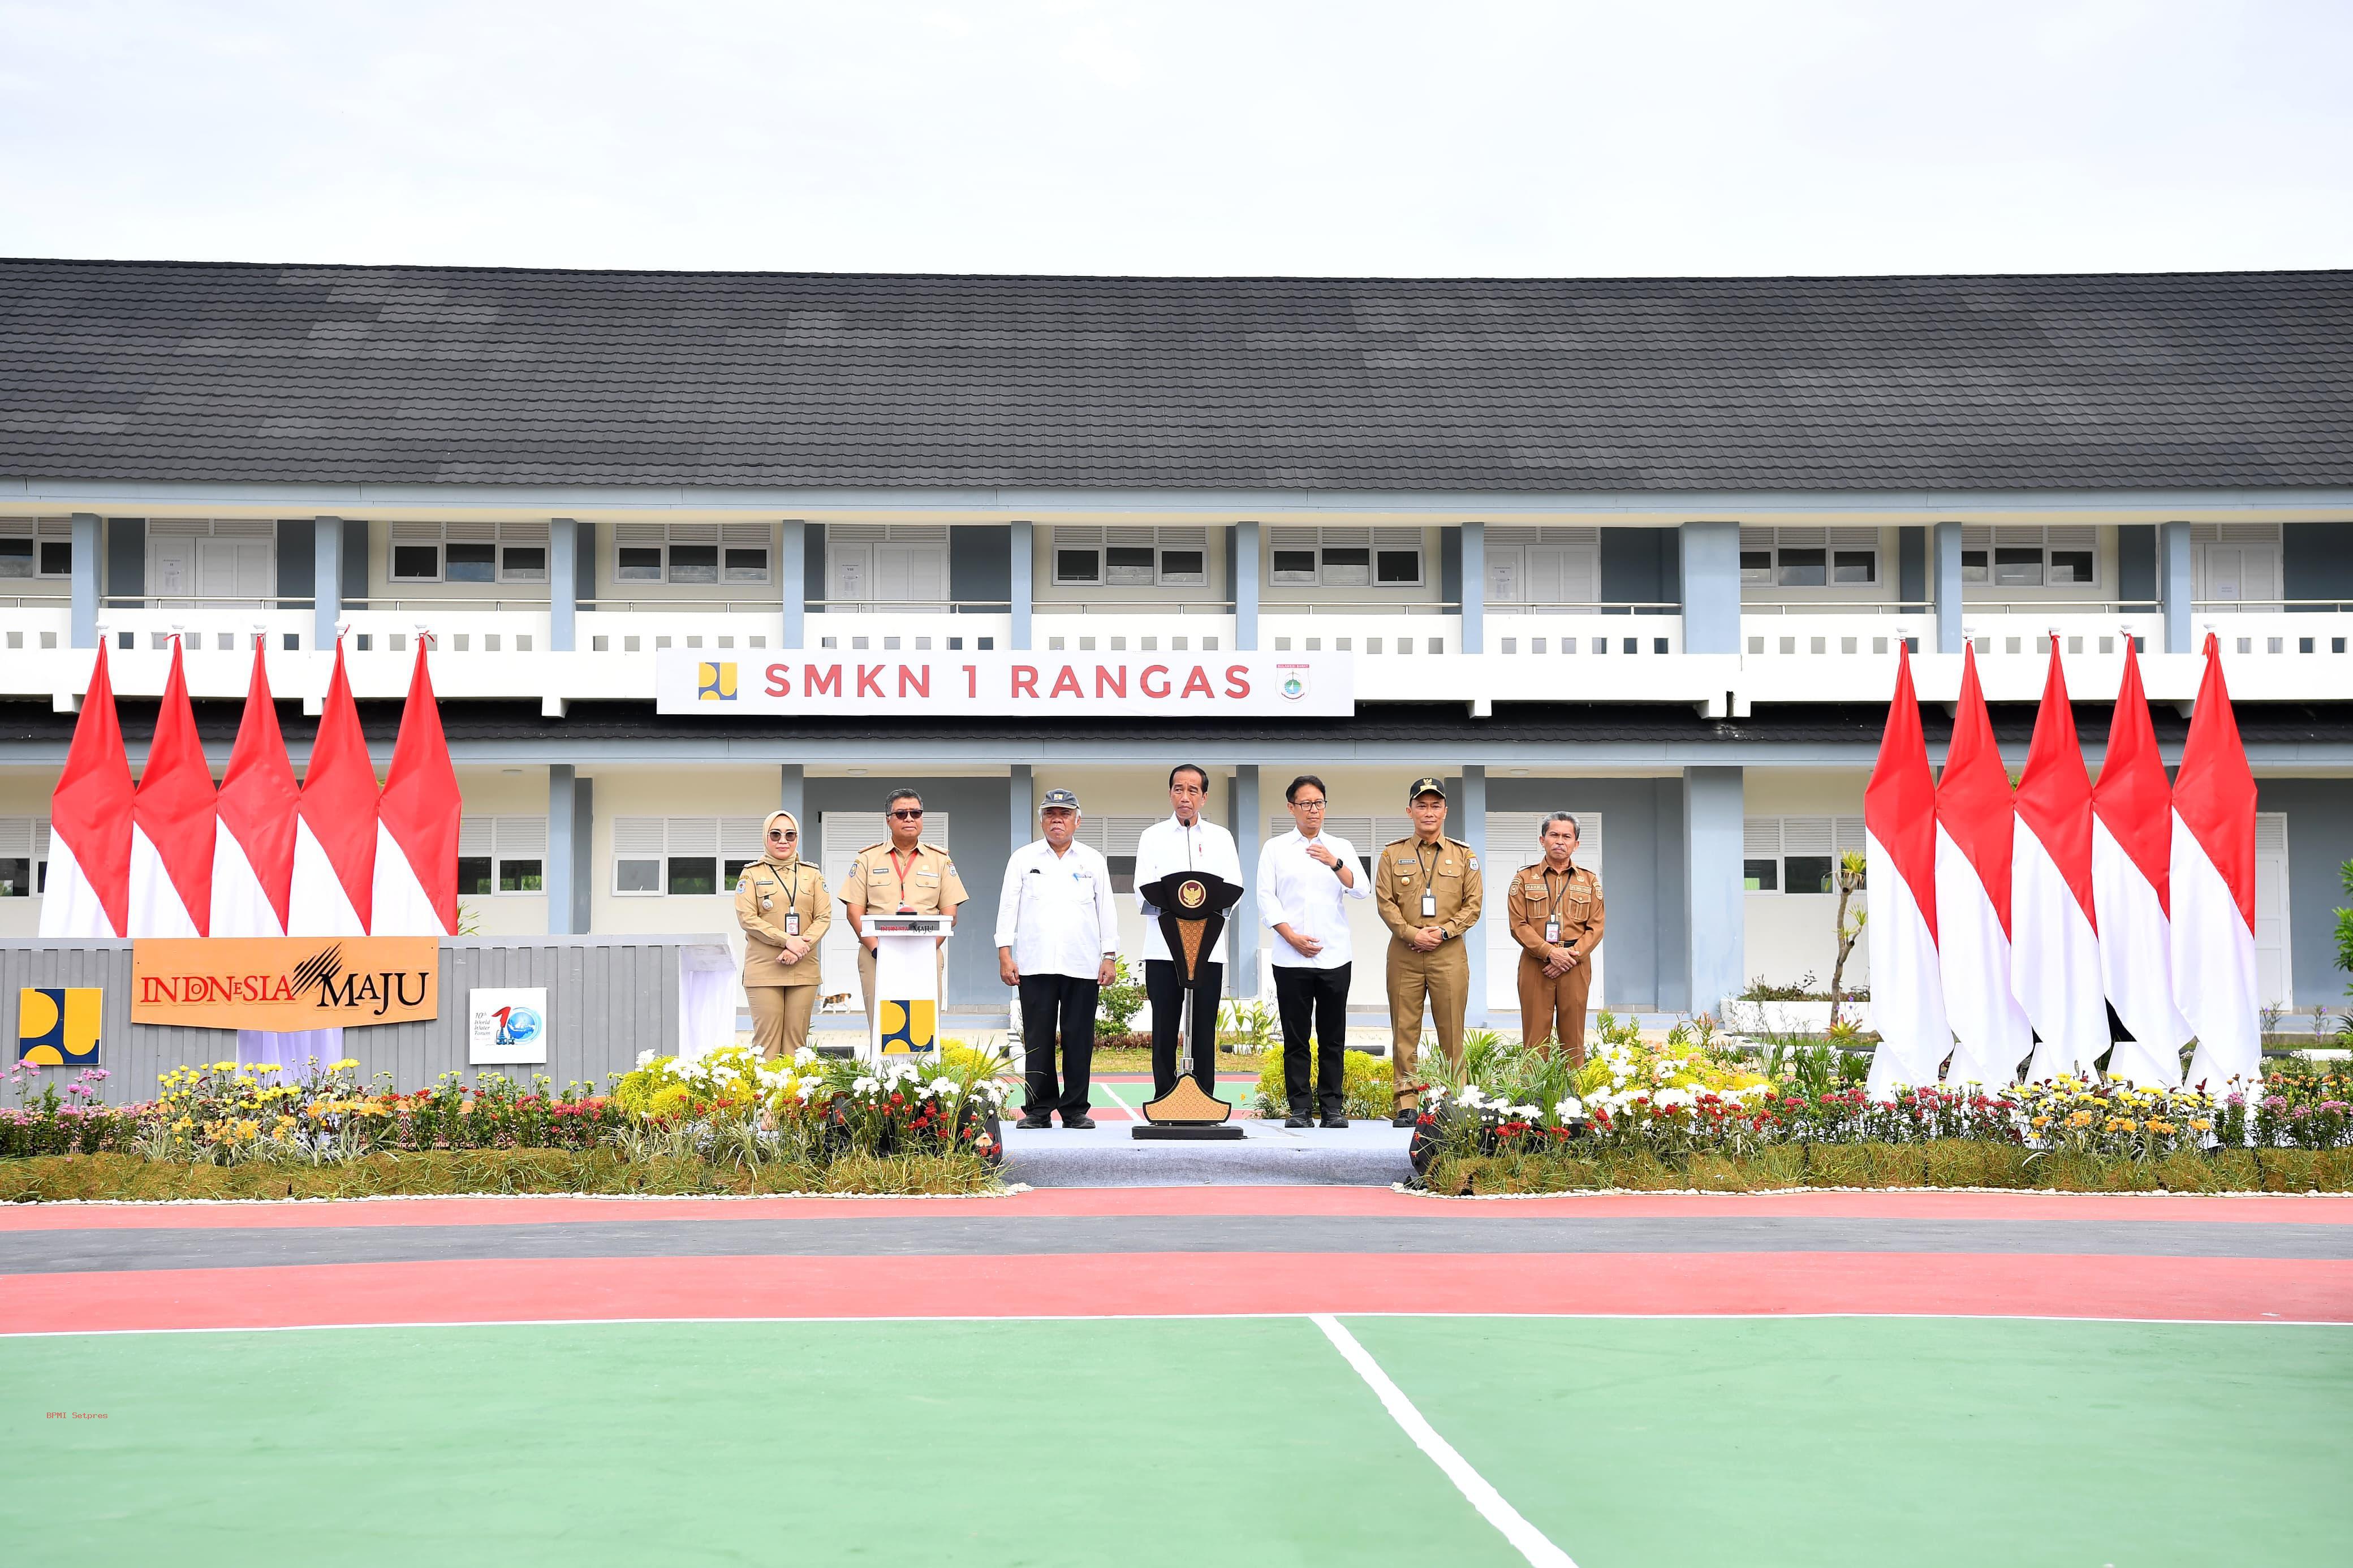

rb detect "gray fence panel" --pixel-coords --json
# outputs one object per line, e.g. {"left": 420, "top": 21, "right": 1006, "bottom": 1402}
{"left": 3, "top": 936, "right": 732, "bottom": 1105}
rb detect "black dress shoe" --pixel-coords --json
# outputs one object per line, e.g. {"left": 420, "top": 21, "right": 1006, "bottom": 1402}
{"left": 1061, "top": 1115, "right": 1097, "bottom": 1130}
{"left": 1321, "top": 1115, "right": 1350, "bottom": 1129}
{"left": 1282, "top": 1114, "right": 1312, "bottom": 1128}
{"left": 1391, "top": 1109, "right": 1419, "bottom": 1128}
{"left": 1016, "top": 1114, "right": 1053, "bottom": 1130}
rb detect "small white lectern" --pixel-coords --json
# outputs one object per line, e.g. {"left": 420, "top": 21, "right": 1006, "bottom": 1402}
{"left": 865, "top": 912, "right": 951, "bottom": 1061}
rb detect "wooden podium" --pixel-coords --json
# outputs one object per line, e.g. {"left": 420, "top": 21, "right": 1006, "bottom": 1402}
{"left": 1135, "top": 869, "right": 1245, "bottom": 1141}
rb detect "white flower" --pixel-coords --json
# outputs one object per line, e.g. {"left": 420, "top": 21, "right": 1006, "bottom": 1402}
{"left": 1555, "top": 1097, "right": 1584, "bottom": 1121}
{"left": 852, "top": 1077, "right": 878, "bottom": 1094}
{"left": 634, "top": 1050, "right": 655, "bottom": 1069}
{"left": 792, "top": 1046, "right": 818, "bottom": 1066}
{"left": 1653, "top": 1087, "right": 1693, "bottom": 1110}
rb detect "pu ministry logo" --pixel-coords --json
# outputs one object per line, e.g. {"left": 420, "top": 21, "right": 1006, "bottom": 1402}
{"left": 17, "top": 987, "right": 102, "bottom": 1066}
{"left": 697, "top": 662, "right": 739, "bottom": 701}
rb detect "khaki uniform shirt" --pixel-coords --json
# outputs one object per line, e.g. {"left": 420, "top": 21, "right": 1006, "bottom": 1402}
{"left": 1506, "top": 862, "right": 1605, "bottom": 962}
{"left": 1374, "top": 835, "right": 1484, "bottom": 948}
{"left": 842, "top": 841, "right": 969, "bottom": 918}
{"left": 737, "top": 859, "right": 832, "bottom": 987}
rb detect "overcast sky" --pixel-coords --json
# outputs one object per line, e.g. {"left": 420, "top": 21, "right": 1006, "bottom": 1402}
{"left": 1, "top": 0, "right": 2346, "bottom": 277}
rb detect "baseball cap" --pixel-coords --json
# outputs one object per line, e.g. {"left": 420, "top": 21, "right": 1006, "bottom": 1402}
{"left": 1041, "top": 788, "right": 1081, "bottom": 811}
{"left": 1407, "top": 776, "right": 1447, "bottom": 801}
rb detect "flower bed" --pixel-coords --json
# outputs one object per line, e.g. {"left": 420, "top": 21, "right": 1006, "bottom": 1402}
{"left": 1, "top": 1042, "right": 1016, "bottom": 1201}
{"left": 1406, "top": 1018, "right": 2353, "bottom": 1195}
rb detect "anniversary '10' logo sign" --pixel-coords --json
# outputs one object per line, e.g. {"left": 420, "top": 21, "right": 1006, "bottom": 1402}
{"left": 130, "top": 937, "right": 441, "bottom": 1030}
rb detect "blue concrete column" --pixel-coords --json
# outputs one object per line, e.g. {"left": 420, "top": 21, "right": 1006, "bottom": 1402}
{"left": 1683, "top": 766, "right": 1745, "bottom": 1022}
{"left": 779, "top": 520, "right": 806, "bottom": 650}
{"left": 1232, "top": 520, "right": 1260, "bottom": 651}
{"left": 1008, "top": 763, "right": 1033, "bottom": 854}
{"left": 313, "top": 516, "right": 344, "bottom": 650}
{"left": 1230, "top": 764, "right": 1261, "bottom": 998}
{"left": 1459, "top": 521, "right": 1485, "bottom": 654}
{"left": 1007, "top": 520, "right": 1034, "bottom": 650}
{"left": 1677, "top": 521, "right": 1740, "bottom": 654}
{"left": 546, "top": 766, "right": 593, "bottom": 935}
{"left": 1933, "top": 521, "right": 1964, "bottom": 655}
{"left": 2161, "top": 520, "right": 2193, "bottom": 654}
{"left": 779, "top": 763, "right": 804, "bottom": 827}
{"left": 70, "top": 512, "right": 99, "bottom": 649}
{"left": 549, "top": 518, "right": 578, "bottom": 651}
{"left": 1459, "top": 763, "right": 1489, "bottom": 1026}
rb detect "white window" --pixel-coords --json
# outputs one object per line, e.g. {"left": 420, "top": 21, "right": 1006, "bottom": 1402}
{"left": 1959, "top": 525, "right": 2098, "bottom": 590}
{"left": 826, "top": 524, "right": 944, "bottom": 604}
{"left": 1740, "top": 528, "right": 1878, "bottom": 589}
{"left": 2192, "top": 522, "right": 2282, "bottom": 606}
{"left": 389, "top": 522, "right": 549, "bottom": 585}
{"left": 613, "top": 815, "right": 768, "bottom": 896}
{"left": 1269, "top": 526, "right": 1423, "bottom": 588}
{"left": 0, "top": 519, "right": 73, "bottom": 581}
{"left": 1743, "top": 817, "right": 1867, "bottom": 893}
{"left": 1050, "top": 526, "right": 1210, "bottom": 588}
{"left": 1485, "top": 526, "right": 1598, "bottom": 606}
{"left": 456, "top": 817, "right": 550, "bottom": 896}
{"left": 614, "top": 524, "right": 772, "bottom": 587}
{"left": 0, "top": 818, "right": 49, "bottom": 897}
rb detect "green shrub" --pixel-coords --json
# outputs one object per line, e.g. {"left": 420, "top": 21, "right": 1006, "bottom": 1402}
{"left": 1253, "top": 1048, "right": 1393, "bottom": 1118}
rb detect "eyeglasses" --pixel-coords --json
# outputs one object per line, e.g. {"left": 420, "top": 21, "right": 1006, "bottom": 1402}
{"left": 890, "top": 808, "right": 924, "bottom": 820}
{"left": 1292, "top": 798, "right": 1326, "bottom": 809}
{"left": 769, "top": 830, "right": 796, "bottom": 840}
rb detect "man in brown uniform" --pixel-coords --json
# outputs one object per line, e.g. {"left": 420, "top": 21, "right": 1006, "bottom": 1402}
{"left": 1375, "top": 776, "right": 1483, "bottom": 1125}
{"left": 736, "top": 810, "right": 831, "bottom": 1059}
{"left": 1507, "top": 811, "right": 1605, "bottom": 1066}
{"left": 841, "top": 788, "right": 969, "bottom": 1036}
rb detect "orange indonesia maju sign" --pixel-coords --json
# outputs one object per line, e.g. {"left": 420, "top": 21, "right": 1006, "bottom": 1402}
{"left": 131, "top": 937, "right": 441, "bottom": 1030}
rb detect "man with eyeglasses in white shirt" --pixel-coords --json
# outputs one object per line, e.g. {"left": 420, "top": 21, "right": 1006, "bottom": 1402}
{"left": 1257, "top": 774, "right": 1370, "bottom": 1127}
{"left": 996, "top": 788, "right": 1119, "bottom": 1130}
{"left": 1132, "top": 762, "right": 1244, "bottom": 1100}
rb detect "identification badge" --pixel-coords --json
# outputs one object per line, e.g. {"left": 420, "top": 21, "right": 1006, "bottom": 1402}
{"left": 785, "top": 910, "right": 801, "bottom": 936}
{"left": 1545, "top": 918, "right": 1561, "bottom": 944}
{"left": 1421, "top": 890, "right": 1437, "bottom": 919}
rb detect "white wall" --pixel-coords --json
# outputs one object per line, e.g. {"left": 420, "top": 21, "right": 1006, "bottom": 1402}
{"left": 1741, "top": 770, "right": 1872, "bottom": 996}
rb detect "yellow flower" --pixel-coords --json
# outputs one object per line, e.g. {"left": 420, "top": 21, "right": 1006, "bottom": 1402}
{"left": 2067, "top": 1111, "right": 2095, "bottom": 1128}
{"left": 2190, "top": 1118, "right": 2213, "bottom": 1132}
{"left": 2107, "top": 1117, "right": 2136, "bottom": 1133}
{"left": 2147, "top": 1120, "right": 2174, "bottom": 1134}
{"left": 2031, "top": 1116, "right": 2051, "bottom": 1128}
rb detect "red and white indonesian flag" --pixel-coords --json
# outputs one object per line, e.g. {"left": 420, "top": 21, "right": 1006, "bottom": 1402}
{"left": 127, "top": 638, "right": 216, "bottom": 936}
{"left": 1864, "top": 644, "right": 1951, "bottom": 1096}
{"left": 37, "top": 642, "right": 132, "bottom": 938}
{"left": 2173, "top": 634, "right": 2261, "bottom": 1090}
{"left": 2091, "top": 640, "right": 2191, "bottom": 1086}
{"left": 371, "top": 641, "right": 462, "bottom": 936}
{"left": 2010, "top": 641, "right": 2106, "bottom": 1081}
{"left": 211, "top": 637, "right": 300, "bottom": 938}
{"left": 287, "top": 642, "right": 378, "bottom": 936}
{"left": 1934, "top": 645, "right": 2032, "bottom": 1085}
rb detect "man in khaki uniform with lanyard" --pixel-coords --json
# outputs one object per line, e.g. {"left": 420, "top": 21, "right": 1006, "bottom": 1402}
{"left": 1507, "top": 811, "right": 1605, "bottom": 1066}
{"left": 842, "top": 788, "right": 969, "bottom": 1035}
{"left": 1374, "top": 776, "right": 1483, "bottom": 1125}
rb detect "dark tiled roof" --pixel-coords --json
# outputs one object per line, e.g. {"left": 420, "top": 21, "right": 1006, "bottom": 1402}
{"left": 2, "top": 260, "right": 2350, "bottom": 492}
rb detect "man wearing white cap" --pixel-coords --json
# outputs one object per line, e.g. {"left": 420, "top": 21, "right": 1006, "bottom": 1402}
{"left": 997, "top": 788, "right": 1119, "bottom": 1129}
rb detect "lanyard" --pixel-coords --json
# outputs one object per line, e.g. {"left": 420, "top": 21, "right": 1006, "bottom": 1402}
{"left": 1413, "top": 839, "right": 1438, "bottom": 893}
{"left": 1538, "top": 864, "right": 1577, "bottom": 925}
{"left": 889, "top": 846, "right": 919, "bottom": 908}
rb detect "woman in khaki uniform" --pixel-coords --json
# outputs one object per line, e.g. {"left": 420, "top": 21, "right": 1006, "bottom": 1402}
{"left": 736, "top": 809, "right": 831, "bottom": 1059}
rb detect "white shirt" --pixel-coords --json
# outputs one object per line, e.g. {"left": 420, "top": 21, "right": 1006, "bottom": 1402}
{"left": 994, "top": 838, "right": 1119, "bottom": 980}
{"left": 1132, "top": 814, "right": 1244, "bottom": 964}
{"left": 1257, "top": 828, "right": 1370, "bottom": 970}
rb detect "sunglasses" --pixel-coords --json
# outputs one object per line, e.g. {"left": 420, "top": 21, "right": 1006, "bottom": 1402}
{"left": 890, "top": 809, "right": 925, "bottom": 820}
{"left": 769, "top": 830, "right": 796, "bottom": 840}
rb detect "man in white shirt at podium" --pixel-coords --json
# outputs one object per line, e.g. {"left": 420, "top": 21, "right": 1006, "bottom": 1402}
{"left": 1132, "top": 763, "right": 1243, "bottom": 1101}
{"left": 1257, "top": 774, "right": 1370, "bottom": 1127}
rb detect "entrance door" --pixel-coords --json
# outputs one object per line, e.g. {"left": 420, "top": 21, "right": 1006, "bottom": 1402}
{"left": 2255, "top": 813, "right": 2293, "bottom": 1010}
{"left": 197, "top": 538, "right": 271, "bottom": 599}
{"left": 2200, "top": 543, "right": 2279, "bottom": 607}
{"left": 874, "top": 543, "right": 947, "bottom": 606}
{"left": 1524, "top": 545, "right": 1597, "bottom": 610}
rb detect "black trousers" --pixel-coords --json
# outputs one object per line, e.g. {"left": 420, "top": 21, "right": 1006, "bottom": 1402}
{"left": 1274, "top": 962, "right": 1351, "bottom": 1118}
{"left": 1017, "top": 973, "right": 1098, "bottom": 1121}
{"left": 1145, "top": 958, "right": 1221, "bottom": 1099}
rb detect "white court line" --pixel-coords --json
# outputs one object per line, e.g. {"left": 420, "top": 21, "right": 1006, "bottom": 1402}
{"left": 1312, "top": 1312, "right": 1576, "bottom": 1568}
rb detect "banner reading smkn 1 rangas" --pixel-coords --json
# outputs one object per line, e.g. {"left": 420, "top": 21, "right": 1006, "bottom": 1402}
{"left": 655, "top": 650, "right": 1355, "bottom": 717}
{"left": 131, "top": 937, "right": 441, "bottom": 1030}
